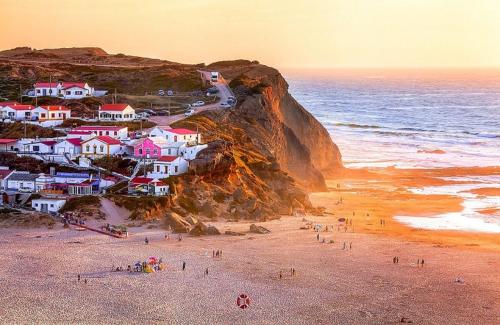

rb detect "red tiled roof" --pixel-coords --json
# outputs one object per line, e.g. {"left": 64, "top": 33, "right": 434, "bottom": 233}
{"left": 41, "top": 141, "right": 57, "bottom": 146}
{"left": 66, "top": 138, "right": 83, "bottom": 146}
{"left": 94, "top": 136, "right": 122, "bottom": 145}
{"left": 5, "top": 104, "right": 34, "bottom": 111}
{"left": 154, "top": 181, "right": 167, "bottom": 186}
{"left": 34, "top": 82, "right": 59, "bottom": 88}
{"left": 100, "top": 104, "right": 130, "bottom": 111}
{"left": 68, "top": 130, "right": 92, "bottom": 135}
{"left": 0, "top": 169, "right": 13, "bottom": 179}
{"left": 167, "top": 128, "right": 197, "bottom": 135}
{"left": 158, "top": 156, "right": 178, "bottom": 162}
{"left": 0, "top": 139, "right": 17, "bottom": 144}
{"left": 75, "top": 125, "right": 126, "bottom": 132}
{"left": 61, "top": 82, "right": 86, "bottom": 89}
{"left": 130, "top": 177, "right": 153, "bottom": 184}
{"left": 40, "top": 105, "right": 70, "bottom": 111}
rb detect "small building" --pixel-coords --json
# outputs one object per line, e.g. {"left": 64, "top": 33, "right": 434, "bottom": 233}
{"left": 0, "top": 139, "right": 18, "bottom": 152}
{"left": 54, "top": 138, "right": 83, "bottom": 155}
{"left": 72, "top": 126, "right": 128, "bottom": 139}
{"left": 32, "top": 198, "right": 66, "bottom": 213}
{"left": 128, "top": 177, "right": 168, "bottom": 196}
{"left": 35, "top": 173, "right": 56, "bottom": 192}
{"left": 53, "top": 172, "right": 92, "bottom": 185}
{"left": 149, "top": 127, "right": 200, "bottom": 144}
{"left": 25, "top": 140, "right": 58, "bottom": 153}
{"left": 33, "top": 105, "right": 71, "bottom": 125}
{"left": 0, "top": 167, "right": 14, "bottom": 190}
{"left": 180, "top": 144, "right": 208, "bottom": 160}
{"left": 5, "top": 172, "right": 38, "bottom": 192}
{"left": 68, "top": 179, "right": 99, "bottom": 195}
{"left": 1, "top": 104, "right": 35, "bottom": 121}
{"left": 66, "top": 130, "right": 95, "bottom": 140}
{"left": 98, "top": 104, "right": 136, "bottom": 121}
{"left": 81, "top": 136, "right": 122, "bottom": 158}
{"left": 34, "top": 82, "right": 95, "bottom": 99}
{"left": 148, "top": 156, "right": 189, "bottom": 178}
{"left": 133, "top": 138, "right": 163, "bottom": 159}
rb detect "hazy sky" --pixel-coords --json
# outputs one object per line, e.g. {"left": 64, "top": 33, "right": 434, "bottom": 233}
{"left": 1, "top": 0, "right": 500, "bottom": 68}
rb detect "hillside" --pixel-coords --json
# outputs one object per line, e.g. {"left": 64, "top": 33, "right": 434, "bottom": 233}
{"left": 0, "top": 47, "right": 343, "bottom": 221}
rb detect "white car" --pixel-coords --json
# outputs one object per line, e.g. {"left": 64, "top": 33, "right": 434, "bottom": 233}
{"left": 219, "top": 102, "right": 232, "bottom": 108}
{"left": 191, "top": 101, "right": 205, "bottom": 107}
{"left": 18, "top": 187, "right": 32, "bottom": 193}
{"left": 184, "top": 109, "right": 195, "bottom": 117}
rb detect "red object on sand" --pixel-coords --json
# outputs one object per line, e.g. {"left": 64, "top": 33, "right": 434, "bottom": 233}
{"left": 237, "top": 293, "right": 251, "bottom": 309}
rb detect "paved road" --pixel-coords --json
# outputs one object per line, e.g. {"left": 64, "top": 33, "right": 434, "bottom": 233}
{"left": 149, "top": 71, "right": 234, "bottom": 127}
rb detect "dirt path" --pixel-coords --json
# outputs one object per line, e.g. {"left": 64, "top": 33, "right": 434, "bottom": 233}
{"left": 99, "top": 198, "right": 131, "bottom": 225}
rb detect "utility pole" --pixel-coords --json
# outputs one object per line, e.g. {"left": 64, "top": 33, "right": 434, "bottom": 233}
{"left": 114, "top": 88, "right": 117, "bottom": 104}
{"left": 19, "top": 85, "right": 23, "bottom": 103}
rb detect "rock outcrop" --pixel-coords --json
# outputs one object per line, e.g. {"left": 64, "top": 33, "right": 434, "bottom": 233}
{"left": 249, "top": 224, "right": 271, "bottom": 234}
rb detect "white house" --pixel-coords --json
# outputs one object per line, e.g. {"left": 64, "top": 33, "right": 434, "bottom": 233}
{"left": 72, "top": 126, "right": 128, "bottom": 139}
{"left": 5, "top": 172, "right": 38, "bottom": 192}
{"left": 180, "top": 144, "right": 208, "bottom": 160}
{"left": 0, "top": 139, "right": 19, "bottom": 152}
{"left": 148, "top": 156, "right": 189, "bottom": 179}
{"left": 35, "top": 173, "right": 55, "bottom": 192}
{"left": 25, "top": 140, "right": 58, "bottom": 153}
{"left": 149, "top": 127, "right": 201, "bottom": 144}
{"left": 128, "top": 177, "right": 169, "bottom": 196}
{"left": 34, "top": 82, "right": 94, "bottom": 99}
{"left": 54, "top": 138, "right": 82, "bottom": 155}
{"left": 32, "top": 105, "right": 71, "bottom": 126}
{"left": 98, "top": 104, "right": 135, "bottom": 121}
{"left": 32, "top": 198, "right": 66, "bottom": 213}
{"left": 1, "top": 104, "right": 35, "bottom": 121}
{"left": 81, "top": 136, "right": 122, "bottom": 158}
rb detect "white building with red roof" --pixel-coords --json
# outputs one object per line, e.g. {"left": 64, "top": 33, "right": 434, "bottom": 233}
{"left": 32, "top": 105, "right": 71, "bottom": 126}
{"left": 1, "top": 104, "right": 35, "bottom": 121}
{"left": 54, "top": 138, "right": 83, "bottom": 155}
{"left": 73, "top": 125, "right": 129, "bottom": 139}
{"left": 128, "top": 177, "right": 168, "bottom": 196}
{"left": 34, "top": 82, "right": 95, "bottom": 99}
{"left": 98, "top": 104, "right": 136, "bottom": 122}
{"left": 81, "top": 136, "right": 123, "bottom": 158}
{"left": 0, "top": 139, "right": 19, "bottom": 152}
{"left": 25, "top": 140, "right": 58, "bottom": 153}
{"left": 0, "top": 101, "right": 19, "bottom": 109}
{"left": 148, "top": 155, "right": 189, "bottom": 179}
{"left": 149, "top": 127, "right": 201, "bottom": 144}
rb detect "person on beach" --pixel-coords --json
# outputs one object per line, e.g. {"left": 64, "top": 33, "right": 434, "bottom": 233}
{"left": 78, "top": 274, "right": 81, "bottom": 281}
{"left": 292, "top": 268, "right": 296, "bottom": 276}
{"left": 421, "top": 259, "right": 424, "bottom": 267}
{"left": 349, "top": 242, "right": 352, "bottom": 250}
{"left": 182, "top": 261, "right": 186, "bottom": 271}
{"left": 343, "top": 242, "right": 346, "bottom": 250}
{"left": 417, "top": 259, "right": 420, "bottom": 266}
{"left": 84, "top": 279, "right": 87, "bottom": 284}
{"left": 279, "top": 271, "right": 283, "bottom": 279}
{"left": 317, "top": 234, "right": 320, "bottom": 241}
{"left": 393, "top": 257, "right": 396, "bottom": 264}
{"left": 397, "top": 257, "right": 399, "bottom": 264}
{"left": 205, "top": 268, "right": 209, "bottom": 276}
{"left": 145, "top": 237, "right": 149, "bottom": 245}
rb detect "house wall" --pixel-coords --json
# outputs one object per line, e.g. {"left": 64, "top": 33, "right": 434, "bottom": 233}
{"left": 35, "top": 86, "right": 59, "bottom": 97}
{"left": 62, "top": 86, "right": 92, "bottom": 99}
{"left": 149, "top": 157, "right": 189, "bottom": 178}
{"left": 1, "top": 107, "right": 32, "bottom": 121}
{"left": 32, "top": 199, "right": 66, "bottom": 213}
{"left": 164, "top": 131, "right": 200, "bottom": 144}
{"left": 82, "top": 139, "right": 121, "bottom": 157}
{"left": 7, "top": 179, "right": 35, "bottom": 191}
{"left": 134, "top": 138, "right": 161, "bottom": 158}
{"left": 26, "top": 143, "right": 54, "bottom": 153}
{"left": 33, "top": 107, "right": 71, "bottom": 121}
{"left": 180, "top": 144, "right": 208, "bottom": 160}
{"left": 54, "top": 141, "right": 82, "bottom": 155}
{"left": 99, "top": 106, "right": 136, "bottom": 121}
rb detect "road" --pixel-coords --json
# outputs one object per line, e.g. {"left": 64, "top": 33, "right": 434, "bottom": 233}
{"left": 148, "top": 71, "right": 234, "bottom": 127}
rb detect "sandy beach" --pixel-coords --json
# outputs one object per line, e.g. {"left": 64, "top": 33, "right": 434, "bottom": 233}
{"left": 0, "top": 213, "right": 498, "bottom": 324}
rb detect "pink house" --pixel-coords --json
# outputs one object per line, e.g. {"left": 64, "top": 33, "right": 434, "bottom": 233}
{"left": 133, "top": 138, "right": 162, "bottom": 159}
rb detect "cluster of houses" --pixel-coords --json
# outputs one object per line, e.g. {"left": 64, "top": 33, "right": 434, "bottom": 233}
{"left": 0, "top": 101, "right": 137, "bottom": 127}
{"left": 29, "top": 81, "right": 107, "bottom": 99}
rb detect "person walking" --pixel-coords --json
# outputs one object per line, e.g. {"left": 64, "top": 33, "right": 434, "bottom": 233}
{"left": 421, "top": 259, "right": 424, "bottom": 267}
{"left": 78, "top": 274, "right": 81, "bottom": 282}
{"left": 182, "top": 261, "right": 186, "bottom": 271}
{"left": 417, "top": 259, "right": 420, "bottom": 266}
{"left": 279, "top": 270, "right": 283, "bottom": 279}
{"left": 205, "top": 268, "right": 209, "bottom": 276}
{"left": 343, "top": 242, "right": 346, "bottom": 250}
{"left": 393, "top": 257, "right": 396, "bottom": 264}
{"left": 349, "top": 242, "right": 352, "bottom": 250}
{"left": 317, "top": 233, "right": 320, "bottom": 241}
{"left": 145, "top": 237, "right": 149, "bottom": 245}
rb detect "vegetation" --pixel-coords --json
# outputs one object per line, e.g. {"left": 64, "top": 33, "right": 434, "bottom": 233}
{"left": 60, "top": 196, "right": 101, "bottom": 213}
{"left": 0, "top": 122, "right": 65, "bottom": 138}
{"left": 93, "top": 156, "right": 137, "bottom": 176}
{"left": 0, "top": 153, "right": 80, "bottom": 174}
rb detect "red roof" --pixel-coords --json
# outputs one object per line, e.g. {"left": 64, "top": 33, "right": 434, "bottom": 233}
{"left": 5, "top": 104, "right": 34, "bottom": 111}
{"left": 66, "top": 138, "right": 83, "bottom": 146}
{"left": 41, "top": 141, "right": 57, "bottom": 146}
{"left": 167, "top": 128, "right": 197, "bottom": 135}
{"left": 0, "top": 139, "right": 17, "bottom": 144}
{"left": 94, "top": 136, "right": 122, "bottom": 145}
{"left": 68, "top": 130, "right": 92, "bottom": 135}
{"left": 61, "top": 82, "right": 86, "bottom": 89}
{"left": 0, "top": 101, "right": 19, "bottom": 107}
{"left": 75, "top": 125, "right": 126, "bottom": 132}
{"left": 0, "top": 169, "right": 13, "bottom": 179}
{"left": 158, "top": 156, "right": 178, "bottom": 162}
{"left": 34, "top": 82, "right": 59, "bottom": 88}
{"left": 100, "top": 104, "right": 130, "bottom": 111}
{"left": 40, "top": 105, "right": 70, "bottom": 111}
{"left": 130, "top": 177, "right": 153, "bottom": 184}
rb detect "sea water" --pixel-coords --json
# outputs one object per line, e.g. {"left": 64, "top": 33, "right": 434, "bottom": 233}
{"left": 286, "top": 69, "right": 500, "bottom": 232}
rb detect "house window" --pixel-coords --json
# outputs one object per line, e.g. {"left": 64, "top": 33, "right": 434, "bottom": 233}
{"left": 86, "top": 145, "right": 90, "bottom": 152}
{"left": 75, "top": 91, "right": 83, "bottom": 95}
{"left": 153, "top": 149, "right": 157, "bottom": 154}
{"left": 41, "top": 113, "right": 46, "bottom": 118}
{"left": 174, "top": 136, "right": 177, "bottom": 142}
{"left": 100, "top": 145, "right": 104, "bottom": 153}
{"left": 168, "top": 149, "right": 171, "bottom": 155}
{"left": 33, "top": 145, "right": 40, "bottom": 152}
{"left": 106, "top": 131, "right": 109, "bottom": 135}
{"left": 156, "top": 165, "right": 160, "bottom": 172}
{"left": 146, "top": 149, "right": 150, "bottom": 154}
{"left": 66, "top": 91, "right": 71, "bottom": 95}
{"left": 50, "top": 204, "right": 54, "bottom": 208}
{"left": 51, "top": 113, "right": 55, "bottom": 118}
{"left": 36, "top": 89, "right": 41, "bottom": 94}
{"left": 114, "top": 132, "right": 117, "bottom": 136}
{"left": 175, "top": 166, "right": 178, "bottom": 173}
{"left": 138, "top": 148, "right": 142, "bottom": 155}
{"left": 35, "top": 203, "right": 38, "bottom": 207}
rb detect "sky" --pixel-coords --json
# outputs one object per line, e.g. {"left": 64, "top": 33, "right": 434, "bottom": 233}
{"left": 1, "top": 0, "right": 500, "bottom": 69}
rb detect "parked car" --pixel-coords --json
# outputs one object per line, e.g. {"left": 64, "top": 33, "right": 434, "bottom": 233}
{"left": 219, "top": 102, "right": 231, "bottom": 108}
{"left": 18, "top": 187, "right": 32, "bottom": 193}
{"left": 192, "top": 101, "right": 205, "bottom": 107}
{"left": 158, "top": 89, "right": 165, "bottom": 96}
{"left": 166, "top": 90, "right": 174, "bottom": 96}
{"left": 184, "top": 109, "right": 195, "bottom": 116}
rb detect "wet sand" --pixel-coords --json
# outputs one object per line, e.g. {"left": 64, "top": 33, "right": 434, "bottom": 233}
{"left": 0, "top": 216, "right": 499, "bottom": 324}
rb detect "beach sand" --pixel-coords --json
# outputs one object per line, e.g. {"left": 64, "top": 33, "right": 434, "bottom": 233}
{"left": 0, "top": 166, "right": 499, "bottom": 324}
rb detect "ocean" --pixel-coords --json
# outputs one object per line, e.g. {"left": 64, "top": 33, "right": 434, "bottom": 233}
{"left": 286, "top": 69, "right": 500, "bottom": 233}
{"left": 286, "top": 69, "right": 500, "bottom": 169}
